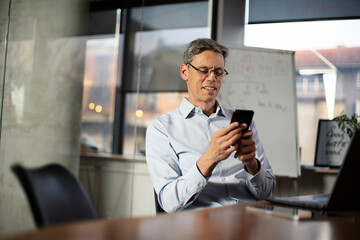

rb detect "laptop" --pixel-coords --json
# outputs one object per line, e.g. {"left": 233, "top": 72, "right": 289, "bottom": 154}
{"left": 264, "top": 129, "right": 360, "bottom": 211}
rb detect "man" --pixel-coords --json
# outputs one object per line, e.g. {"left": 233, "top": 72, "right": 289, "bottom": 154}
{"left": 146, "top": 38, "right": 275, "bottom": 213}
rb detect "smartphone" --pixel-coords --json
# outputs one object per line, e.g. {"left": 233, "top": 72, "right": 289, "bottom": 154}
{"left": 230, "top": 109, "right": 254, "bottom": 131}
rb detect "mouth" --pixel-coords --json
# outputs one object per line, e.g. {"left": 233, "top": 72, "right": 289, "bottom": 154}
{"left": 202, "top": 86, "right": 217, "bottom": 91}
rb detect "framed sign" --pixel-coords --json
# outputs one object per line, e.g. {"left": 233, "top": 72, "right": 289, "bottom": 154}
{"left": 314, "top": 120, "right": 351, "bottom": 168}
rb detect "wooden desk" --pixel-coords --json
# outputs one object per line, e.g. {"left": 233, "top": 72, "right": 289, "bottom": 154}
{"left": 2, "top": 201, "right": 360, "bottom": 240}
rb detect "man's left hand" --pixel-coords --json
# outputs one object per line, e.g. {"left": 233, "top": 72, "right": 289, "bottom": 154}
{"left": 234, "top": 124, "right": 259, "bottom": 175}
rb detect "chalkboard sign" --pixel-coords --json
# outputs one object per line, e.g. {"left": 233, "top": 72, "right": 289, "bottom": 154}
{"left": 218, "top": 45, "right": 300, "bottom": 177}
{"left": 314, "top": 120, "right": 351, "bottom": 168}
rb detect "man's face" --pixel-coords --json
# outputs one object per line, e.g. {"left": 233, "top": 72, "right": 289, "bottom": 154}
{"left": 181, "top": 50, "right": 226, "bottom": 108}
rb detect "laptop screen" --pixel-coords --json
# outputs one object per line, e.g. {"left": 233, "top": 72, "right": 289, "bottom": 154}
{"left": 327, "top": 129, "right": 360, "bottom": 210}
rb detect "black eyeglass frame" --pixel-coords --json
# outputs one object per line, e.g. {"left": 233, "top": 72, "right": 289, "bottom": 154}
{"left": 187, "top": 63, "right": 229, "bottom": 77}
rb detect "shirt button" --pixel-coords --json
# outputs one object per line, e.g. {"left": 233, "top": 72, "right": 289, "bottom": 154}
{"left": 198, "top": 183, "right": 204, "bottom": 188}
{"left": 221, "top": 177, "right": 226, "bottom": 182}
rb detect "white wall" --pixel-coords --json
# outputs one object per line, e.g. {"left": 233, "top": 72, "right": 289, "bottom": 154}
{"left": 79, "top": 156, "right": 156, "bottom": 219}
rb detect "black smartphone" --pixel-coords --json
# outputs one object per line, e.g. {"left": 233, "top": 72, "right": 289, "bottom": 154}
{"left": 230, "top": 109, "right": 254, "bottom": 131}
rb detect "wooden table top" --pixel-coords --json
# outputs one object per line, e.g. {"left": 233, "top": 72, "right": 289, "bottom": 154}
{"left": 2, "top": 201, "right": 360, "bottom": 240}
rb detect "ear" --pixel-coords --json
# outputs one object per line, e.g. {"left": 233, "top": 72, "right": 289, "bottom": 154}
{"left": 180, "top": 64, "right": 188, "bottom": 81}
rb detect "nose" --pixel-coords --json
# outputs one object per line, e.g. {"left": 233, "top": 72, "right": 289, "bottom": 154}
{"left": 207, "top": 70, "right": 217, "bottom": 81}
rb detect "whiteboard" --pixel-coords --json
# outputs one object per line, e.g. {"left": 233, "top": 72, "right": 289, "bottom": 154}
{"left": 218, "top": 45, "right": 300, "bottom": 177}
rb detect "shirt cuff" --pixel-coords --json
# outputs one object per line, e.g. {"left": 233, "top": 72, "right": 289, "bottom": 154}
{"left": 244, "top": 159, "right": 262, "bottom": 177}
{"left": 244, "top": 159, "right": 266, "bottom": 196}
{"left": 186, "top": 163, "right": 208, "bottom": 192}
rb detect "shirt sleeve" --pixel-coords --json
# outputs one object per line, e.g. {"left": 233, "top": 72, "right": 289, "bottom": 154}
{"left": 244, "top": 121, "right": 276, "bottom": 199}
{"left": 146, "top": 119, "right": 207, "bottom": 212}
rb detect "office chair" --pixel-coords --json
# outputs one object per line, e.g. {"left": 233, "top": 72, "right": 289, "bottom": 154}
{"left": 12, "top": 163, "right": 98, "bottom": 228}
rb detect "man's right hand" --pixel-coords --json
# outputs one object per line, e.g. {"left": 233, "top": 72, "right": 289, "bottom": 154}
{"left": 196, "top": 122, "right": 245, "bottom": 177}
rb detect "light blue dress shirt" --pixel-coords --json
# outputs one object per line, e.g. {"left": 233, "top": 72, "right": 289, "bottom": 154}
{"left": 146, "top": 98, "right": 276, "bottom": 213}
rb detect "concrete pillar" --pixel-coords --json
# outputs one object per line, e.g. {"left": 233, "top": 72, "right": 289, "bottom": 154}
{"left": 0, "top": 0, "right": 89, "bottom": 236}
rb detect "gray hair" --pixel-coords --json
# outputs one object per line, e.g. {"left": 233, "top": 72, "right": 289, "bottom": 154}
{"left": 183, "top": 38, "right": 229, "bottom": 64}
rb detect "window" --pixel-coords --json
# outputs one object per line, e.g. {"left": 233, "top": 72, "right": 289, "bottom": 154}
{"left": 81, "top": 36, "right": 120, "bottom": 153}
{"left": 245, "top": 20, "right": 360, "bottom": 165}
{"left": 80, "top": 1, "right": 210, "bottom": 155}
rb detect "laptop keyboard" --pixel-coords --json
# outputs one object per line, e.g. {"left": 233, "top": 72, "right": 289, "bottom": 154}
{"left": 266, "top": 194, "right": 330, "bottom": 210}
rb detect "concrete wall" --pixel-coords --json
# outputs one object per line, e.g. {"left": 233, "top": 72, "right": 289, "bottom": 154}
{"left": 0, "top": 0, "right": 89, "bottom": 236}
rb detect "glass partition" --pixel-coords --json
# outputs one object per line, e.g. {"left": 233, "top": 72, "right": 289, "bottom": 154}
{"left": 0, "top": 0, "right": 90, "bottom": 236}
{"left": 0, "top": 0, "right": 10, "bottom": 135}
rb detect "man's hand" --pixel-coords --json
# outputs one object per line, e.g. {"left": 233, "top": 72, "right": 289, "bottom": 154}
{"left": 235, "top": 124, "right": 259, "bottom": 175}
{"left": 197, "top": 122, "right": 245, "bottom": 177}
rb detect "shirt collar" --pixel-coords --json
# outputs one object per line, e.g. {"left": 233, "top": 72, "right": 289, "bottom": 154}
{"left": 179, "top": 98, "right": 226, "bottom": 119}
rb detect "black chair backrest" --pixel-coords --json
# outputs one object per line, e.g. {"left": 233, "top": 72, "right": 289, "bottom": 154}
{"left": 154, "top": 190, "right": 166, "bottom": 214}
{"left": 12, "top": 163, "right": 98, "bottom": 227}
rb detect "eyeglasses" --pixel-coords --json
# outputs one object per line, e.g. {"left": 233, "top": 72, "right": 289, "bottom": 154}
{"left": 187, "top": 63, "right": 228, "bottom": 77}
